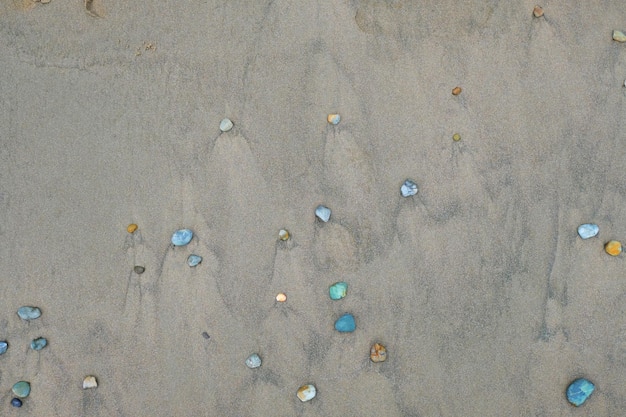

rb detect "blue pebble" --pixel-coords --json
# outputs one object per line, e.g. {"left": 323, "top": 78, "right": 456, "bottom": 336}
{"left": 400, "top": 179, "right": 418, "bottom": 197}
{"left": 566, "top": 378, "right": 595, "bottom": 406}
{"left": 577, "top": 224, "right": 599, "bottom": 240}
{"left": 17, "top": 306, "right": 41, "bottom": 320}
{"left": 187, "top": 254, "right": 202, "bottom": 267}
{"left": 329, "top": 282, "right": 348, "bottom": 300}
{"left": 30, "top": 337, "right": 47, "bottom": 351}
{"left": 171, "top": 229, "right": 194, "bottom": 246}
{"left": 315, "top": 205, "right": 331, "bottom": 222}
{"left": 334, "top": 313, "right": 356, "bottom": 333}
{"left": 0, "top": 341, "right": 8, "bottom": 354}
{"left": 11, "top": 398, "right": 22, "bottom": 408}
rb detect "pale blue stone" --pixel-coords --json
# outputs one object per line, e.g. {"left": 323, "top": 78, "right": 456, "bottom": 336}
{"left": 30, "top": 337, "right": 47, "bottom": 351}
{"left": 315, "top": 205, "right": 331, "bottom": 222}
{"left": 245, "top": 353, "right": 262, "bottom": 369}
{"left": 17, "top": 306, "right": 41, "bottom": 320}
{"left": 12, "top": 381, "right": 30, "bottom": 398}
{"left": 171, "top": 229, "right": 193, "bottom": 246}
{"left": 0, "top": 341, "right": 7, "bottom": 354}
{"left": 334, "top": 313, "right": 356, "bottom": 332}
{"left": 401, "top": 179, "right": 418, "bottom": 197}
{"left": 187, "top": 254, "right": 202, "bottom": 267}
{"left": 577, "top": 224, "right": 599, "bottom": 239}
{"left": 329, "top": 282, "right": 348, "bottom": 300}
{"left": 566, "top": 378, "right": 595, "bottom": 406}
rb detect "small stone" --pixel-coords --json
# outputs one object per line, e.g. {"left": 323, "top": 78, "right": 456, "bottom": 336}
{"left": 40, "top": 0, "right": 50, "bottom": 3}
{"left": 171, "top": 229, "right": 193, "bottom": 246}
{"left": 202, "top": 331, "right": 210, "bottom": 339}
{"left": 187, "top": 254, "right": 202, "bottom": 267}
{"left": 127, "top": 223, "right": 138, "bottom": 233}
{"left": 327, "top": 114, "right": 340, "bottom": 125}
{"left": 11, "top": 398, "right": 22, "bottom": 408}
{"left": 296, "top": 384, "right": 317, "bottom": 402}
{"left": 133, "top": 265, "right": 145, "bottom": 274}
{"left": 329, "top": 282, "right": 348, "bottom": 300}
{"left": 219, "top": 118, "right": 233, "bottom": 132}
{"left": 605, "top": 240, "right": 622, "bottom": 256}
{"left": 577, "top": 224, "right": 599, "bottom": 239}
{"left": 83, "top": 375, "right": 98, "bottom": 389}
{"left": 400, "top": 179, "right": 418, "bottom": 197}
{"left": 533, "top": 5, "right": 544, "bottom": 17}
{"left": 12, "top": 381, "right": 30, "bottom": 398}
{"left": 276, "top": 293, "right": 287, "bottom": 302}
{"left": 30, "top": 337, "right": 47, "bottom": 351}
{"left": 334, "top": 313, "right": 356, "bottom": 333}
{"left": 613, "top": 30, "right": 626, "bottom": 42}
{"left": 245, "top": 353, "right": 262, "bottom": 369}
{"left": 0, "top": 341, "right": 8, "bottom": 354}
{"left": 315, "top": 205, "right": 331, "bottom": 222}
{"left": 452, "top": 86, "right": 462, "bottom": 95}
{"left": 17, "top": 306, "right": 41, "bottom": 320}
{"left": 278, "top": 229, "right": 290, "bottom": 241}
{"left": 370, "top": 343, "right": 387, "bottom": 362}
{"left": 566, "top": 378, "right": 595, "bottom": 406}
{"left": 453, "top": 133, "right": 461, "bottom": 142}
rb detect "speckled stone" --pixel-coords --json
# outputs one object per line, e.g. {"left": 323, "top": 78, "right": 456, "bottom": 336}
{"left": 401, "top": 179, "right": 418, "bottom": 197}
{"left": 329, "top": 282, "right": 348, "bottom": 300}
{"left": 566, "top": 378, "right": 594, "bottom": 406}
{"left": 315, "top": 205, "right": 331, "bottom": 222}
{"left": 577, "top": 224, "right": 599, "bottom": 239}
{"left": 219, "top": 118, "right": 233, "bottom": 132}
{"left": 30, "top": 337, "right": 47, "bottom": 351}
{"left": 171, "top": 229, "right": 193, "bottom": 246}
{"left": 17, "top": 306, "right": 41, "bottom": 320}
{"left": 245, "top": 353, "right": 262, "bottom": 369}
{"left": 334, "top": 313, "right": 356, "bottom": 333}
{"left": 11, "top": 398, "right": 22, "bottom": 408}
{"left": 0, "top": 341, "right": 8, "bottom": 355}
{"left": 297, "top": 384, "right": 317, "bottom": 402}
{"left": 12, "top": 381, "right": 30, "bottom": 398}
{"left": 187, "top": 254, "right": 202, "bottom": 267}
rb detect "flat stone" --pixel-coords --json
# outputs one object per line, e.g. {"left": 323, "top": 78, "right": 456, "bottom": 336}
{"left": 577, "top": 224, "right": 599, "bottom": 239}
{"left": 296, "top": 384, "right": 316, "bottom": 402}
{"left": 605, "top": 240, "right": 622, "bottom": 256}
{"left": 245, "top": 353, "right": 262, "bottom": 369}
{"left": 83, "top": 375, "right": 98, "bottom": 389}
{"left": 329, "top": 282, "right": 348, "bottom": 300}
{"left": 11, "top": 398, "right": 22, "bottom": 408}
{"left": 613, "top": 30, "right": 626, "bottom": 42}
{"left": 171, "top": 229, "right": 193, "bottom": 246}
{"left": 327, "top": 114, "right": 340, "bottom": 125}
{"left": 30, "top": 337, "right": 47, "bottom": 351}
{"left": 401, "top": 179, "right": 418, "bottom": 197}
{"left": 219, "top": 118, "right": 233, "bottom": 132}
{"left": 533, "top": 5, "right": 544, "bottom": 17}
{"left": 334, "top": 313, "right": 356, "bottom": 333}
{"left": 0, "top": 341, "right": 8, "bottom": 354}
{"left": 17, "top": 306, "right": 41, "bottom": 320}
{"left": 187, "top": 254, "right": 202, "bottom": 267}
{"left": 566, "top": 378, "right": 594, "bottom": 406}
{"left": 370, "top": 343, "right": 387, "bottom": 362}
{"left": 315, "top": 205, "right": 331, "bottom": 222}
{"left": 12, "top": 381, "right": 30, "bottom": 398}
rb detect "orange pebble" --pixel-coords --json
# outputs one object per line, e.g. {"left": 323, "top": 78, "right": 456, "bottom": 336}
{"left": 370, "top": 343, "right": 387, "bottom": 363}
{"left": 605, "top": 240, "right": 622, "bottom": 256}
{"left": 276, "top": 293, "right": 287, "bottom": 302}
{"left": 127, "top": 223, "right": 138, "bottom": 233}
{"left": 533, "top": 6, "right": 544, "bottom": 18}
{"left": 452, "top": 86, "right": 462, "bottom": 96}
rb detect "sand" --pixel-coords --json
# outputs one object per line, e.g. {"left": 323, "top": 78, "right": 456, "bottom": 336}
{"left": 1, "top": 1, "right": 625, "bottom": 415}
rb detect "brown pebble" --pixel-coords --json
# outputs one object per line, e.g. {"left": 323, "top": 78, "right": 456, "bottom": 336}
{"left": 127, "top": 223, "right": 138, "bottom": 234}
{"left": 370, "top": 343, "right": 387, "bottom": 363}
{"left": 605, "top": 240, "right": 622, "bottom": 256}
{"left": 452, "top": 86, "right": 462, "bottom": 96}
{"left": 133, "top": 265, "right": 145, "bottom": 274}
{"left": 533, "top": 6, "right": 544, "bottom": 18}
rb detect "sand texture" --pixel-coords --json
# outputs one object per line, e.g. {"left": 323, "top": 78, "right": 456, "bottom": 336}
{"left": 1, "top": 1, "right": 626, "bottom": 415}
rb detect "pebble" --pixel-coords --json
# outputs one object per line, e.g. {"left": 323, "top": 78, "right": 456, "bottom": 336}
{"left": 327, "top": 114, "right": 341, "bottom": 125}
{"left": 202, "top": 331, "right": 210, "bottom": 339}
{"left": 452, "top": 133, "right": 461, "bottom": 142}
{"left": 278, "top": 229, "right": 290, "bottom": 241}
{"left": 400, "top": 179, "right": 418, "bottom": 197}
{"left": 613, "top": 30, "right": 626, "bottom": 42}
{"left": 370, "top": 343, "right": 387, "bottom": 362}
{"left": 334, "top": 313, "right": 356, "bottom": 333}
{"left": 296, "top": 384, "right": 317, "bottom": 402}
{"left": 533, "top": 5, "right": 544, "bottom": 17}
{"left": 329, "top": 282, "right": 348, "bottom": 300}
{"left": 30, "top": 337, "right": 47, "bottom": 351}
{"left": 605, "top": 240, "right": 622, "bottom": 256}
{"left": 0, "top": 341, "right": 8, "bottom": 354}
{"left": 17, "top": 306, "right": 41, "bottom": 320}
{"left": 315, "top": 205, "right": 331, "bottom": 222}
{"left": 566, "top": 378, "right": 595, "bottom": 406}
{"left": 127, "top": 223, "right": 138, "bottom": 233}
{"left": 577, "top": 224, "right": 599, "bottom": 239}
{"left": 11, "top": 398, "right": 22, "bottom": 408}
{"left": 134, "top": 265, "right": 145, "bottom": 274}
{"left": 245, "top": 353, "right": 262, "bottom": 369}
{"left": 12, "top": 381, "right": 30, "bottom": 398}
{"left": 452, "top": 86, "right": 462, "bottom": 95}
{"left": 83, "top": 376, "right": 98, "bottom": 389}
{"left": 275, "top": 293, "right": 287, "bottom": 302}
{"left": 219, "top": 118, "right": 233, "bottom": 132}
{"left": 171, "top": 229, "right": 193, "bottom": 246}
{"left": 187, "top": 254, "right": 203, "bottom": 267}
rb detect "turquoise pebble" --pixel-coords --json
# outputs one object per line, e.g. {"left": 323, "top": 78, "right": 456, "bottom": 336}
{"left": 566, "top": 378, "right": 595, "bottom": 406}
{"left": 0, "top": 341, "right": 7, "bottom": 354}
{"left": 315, "top": 205, "right": 331, "bottom": 222}
{"left": 329, "top": 282, "right": 348, "bottom": 300}
{"left": 187, "top": 254, "right": 202, "bottom": 267}
{"left": 577, "top": 224, "right": 599, "bottom": 239}
{"left": 17, "top": 306, "right": 41, "bottom": 320}
{"left": 30, "top": 337, "right": 47, "bottom": 351}
{"left": 334, "top": 313, "right": 356, "bottom": 332}
{"left": 171, "top": 229, "right": 193, "bottom": 246}
{"left": 12, "top": 381, "right": 30, "bottom": 398}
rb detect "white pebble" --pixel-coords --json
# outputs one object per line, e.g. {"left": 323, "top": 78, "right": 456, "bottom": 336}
{"left": 83, "top": 376, "right": 98, "bottom": 389}
{"left": 219, "top": 118, "right": 233, "bottom": 132}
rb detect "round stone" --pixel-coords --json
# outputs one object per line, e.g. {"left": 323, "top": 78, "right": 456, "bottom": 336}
{"left": 533, "top": 5, "right": 544, "bottom": 17}
{"left": 187, "top": 254, "right": 203, "bottom": 267}
{"left": 12, "top": 381, "right": 30, "bottom": 398}
{"left": 30, "top": 337, "right": 47, "bottom": 351}
{"left": 315, "top": 205, "right": 331, "bottom": 222}
{"left": 297, "top": 384, "right": 317, "bottom": 402}
{"left": 219, "top": 118, "right": 233, "bottom": 132}
{"left": 329, "top": 282, "right": 348, "bottom": 300}
{"left": 566, "top": 378, "right": 595, "bottom": 406}
{"left": 278, "top": 229, "right": 290, "bottom": 241}
{"left": 17, "top": 306, "right": 41, "bottom": 320}
{"left": 577, "top": 224, "right": 599, "bottom": 239}
{"left": 370, "top": 343, "right": 387, "bottom": 363}
{"left": 605, "top": 240, "right": 622, "bottom": 256}
{"left": 453, "top": 133, "right": 461, "bottom": 141}
{"left": 401, "top": 179, "right": 418, "bottom": 197}
{"left": 127, "top": 223, "right": 138, "bottom": 233}
{"left": 245, "top": 353, "right": 262, "bottom": 369}
{"left": 0, "top": 341, "right": 8, "bottom": 354}
{"left": 452, "top": 86, "right": 462, "bottom": 95}
{"left": 171, "top": 229, "right": 193, "bottom": 246}
{"left": 133, "top": 265, "right": 145, "bottom": 274}
{"left": 327, "top": 114, "right": 340, "bottom": 125}
{"left": 275, "top": 293, "right": 287, "bottom": 302}
{"left": 83, "top": 375, "right": 98, "bottom": 389}
{"left": 334, "top": 313, "right": 356, "bottom": 333}
{"left": 11, "top": 398, "right": 22, "bottom": 408}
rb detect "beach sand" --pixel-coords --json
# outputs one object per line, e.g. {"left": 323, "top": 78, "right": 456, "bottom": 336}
{"left": 1, "top": 1, "right": 625, "bottom": 415}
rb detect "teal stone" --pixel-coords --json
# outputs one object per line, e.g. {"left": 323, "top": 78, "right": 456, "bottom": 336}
{"left": 30, "top": 337, "right": 47, "bottom": 351}
{"left": 334, "top": 313, "right": 356, "bottom": 332}
{"left": 171, "top": 229, "right": 193, "bottom": 246}
{"left": 12, "top": 381, "right": 30, "bottom": 398}
{"left": 566, "top": 378, "right": 595, "bottom": 406}
{"left": 187, "top": 254, "right": 202, "bottom": 267}
{"left": 329, "top": 282, "right": 348, "bottom": 300}
{"left": 17, "top": 306, "right": 41, "bottom": 320}
{"left": 0, "top": 341, "right": 7, "bottom": 354}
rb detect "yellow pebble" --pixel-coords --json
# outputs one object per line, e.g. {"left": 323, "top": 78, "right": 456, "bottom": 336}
{"left": 453, "top": 133, "right": 461, "bottom": 141}
{"left": 605, "top": 240, "right": 622, "bottom": 256}
{"left": 276, "top": 293, "right": 287, "bottom": 302}
{"left": 127, "top": 223, "right": 138, "bottom": 233}
{"left": 278, "top": 229, "right": 290, "bottom": 241}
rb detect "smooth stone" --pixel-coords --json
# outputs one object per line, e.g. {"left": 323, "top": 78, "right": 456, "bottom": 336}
{"left": 452, "top": 86, "right": 462, "bottom": 95}
{"left": 453, "top": 133, "right": 461, "bottom": 142}
{"left": 296, "top": 384, "right": 317, "bottom": 402}
{"left": 219, "top": 118, "right": 233, "bottom": 132}
{"left": 0, "top": 341, "right": 7, "bottom": 354}
{"left": 566, "top": 378, "right": 595, "bottom": 406}
{"left": 614, "top": 30, "right": 626, "bottom": 42}
{"left": 127, "top": 223, "right": 138, "bottom": 233}
{"left": 133, "top": 265, "right": 145, "bottom": 274}
{"left": 605, "top": 240, "right": 622, "bottom": 256}
{"left": 17, "top": 306, "right": 41, "bottom": 320}
{"left": 245, "top": 353, "right": 262, "bottom": 369}
{"left": 171, "top": 229, "right": 193, "bottom": 246}
{"left": 30, "top": 337, "right": 47, "bottom": 351}
{"left": 577, "top": 223, "right": 599, "bottom": 239}
{"left": 400, "top": 179, "right": 418, "bottom": 197}
{"left": 83, "top": 375, "right": 98, "bottom": 389}
{"left": 533, "top": 5, "right": 544, "bottom": 17}
{"left": 11, "top": 398, "right": 22, "bottom": 408}
{"left": 327, "top": 114, "right": 340, "bottom": 125}
{"left": 187, "top": 254, "right": 202, "bottom": 267}
{"left": 12, "top": 381, "right": 30, "bottom": 398}
{"left": 315, "top": 205, "right": 331, "bottom": 222}
{"left": 275, "top": 292, "right": 287, "bottom": 302}
{"left": 278, "top": 229, "right": 290, "bottom": 241}
{"left": 329, "top": 282, "right": 348, "bottom": 300}
{"left": 370, "top": 343, "right": 387, "bottom": 363}
{"left": 334, "top": 313, "right": 356, "bottom": 333}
